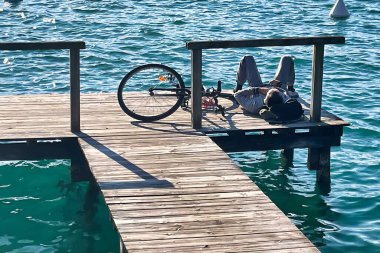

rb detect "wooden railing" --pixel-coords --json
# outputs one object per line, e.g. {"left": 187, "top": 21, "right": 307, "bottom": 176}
{"left": 0, "top": 41, "right": 86, "bottom": 132}
{"left": 186, "top": 36, "right": 345, "bottom": 129}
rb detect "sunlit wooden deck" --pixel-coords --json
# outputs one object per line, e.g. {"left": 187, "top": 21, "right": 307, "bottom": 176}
{"left": 0, "top": 92, "right": 347, "bottom": 252}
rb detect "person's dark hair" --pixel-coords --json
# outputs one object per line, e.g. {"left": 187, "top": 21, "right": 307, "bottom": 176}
{"left": 264, "top": 89, "right": 284, "bottom": 108}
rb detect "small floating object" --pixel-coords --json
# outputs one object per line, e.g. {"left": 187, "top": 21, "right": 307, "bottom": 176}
{"left": 3, "top": 58, "right": 11, "bottom": 65}
{"left": 329, "top": 0, "right": 350, "bottom": 19}
{"left": 43, "top": 17, "right": 56, "bottom": 23}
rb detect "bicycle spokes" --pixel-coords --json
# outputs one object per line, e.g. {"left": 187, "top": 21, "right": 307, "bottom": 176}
{"left": 118, "top": 64, "right": 185, "bottom": 121}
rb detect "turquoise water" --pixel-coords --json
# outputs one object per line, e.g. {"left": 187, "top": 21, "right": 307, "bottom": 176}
{"left": 1, "top": 0, "right": 379, "bottom": 252}
{"left": 0, "top": 160, "right": 119, "bottom": 253}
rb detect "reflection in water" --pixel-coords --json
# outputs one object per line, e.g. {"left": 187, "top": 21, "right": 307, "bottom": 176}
{"left": 0, "top": 160, "right": 119, "bottom": 253}
{"left": 57, "top": 178, "right": 118, "bottom": 253}
{"left": 230, "top": 150, "right": 340, "bottom": 249}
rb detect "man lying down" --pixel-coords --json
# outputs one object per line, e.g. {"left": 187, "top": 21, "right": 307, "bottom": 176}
{"left": 233, "top": 55, "right": 304, "bottom": 123}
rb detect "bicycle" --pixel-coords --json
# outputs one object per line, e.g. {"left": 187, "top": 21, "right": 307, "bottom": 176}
{"left": 117, "top": 63, "right": 234, "bottom": 122}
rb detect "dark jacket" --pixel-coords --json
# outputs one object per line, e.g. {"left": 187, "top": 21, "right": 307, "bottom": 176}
{"left": 260, "top": 99, "right": 304, "bottom": 122}
{"left": 270, "top": 99, "right": 304, "bottom": 121}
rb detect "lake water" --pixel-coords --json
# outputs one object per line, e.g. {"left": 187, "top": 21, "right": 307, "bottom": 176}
{"left": 1, "top": 0, "right": 379, "bottom": 252}
{"left": 0, "top": 160, "right": 119, "bottom": 253}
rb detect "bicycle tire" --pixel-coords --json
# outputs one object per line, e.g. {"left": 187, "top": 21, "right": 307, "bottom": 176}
{"left": 118, "top": 64, "right": 186, "bottom": 122}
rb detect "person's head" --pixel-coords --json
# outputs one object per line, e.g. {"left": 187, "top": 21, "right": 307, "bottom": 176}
{"left": 264, "top": 88, "right": 284, "bottom": 108}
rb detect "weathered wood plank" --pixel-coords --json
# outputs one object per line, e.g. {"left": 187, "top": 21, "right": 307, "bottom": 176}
{"left": 0, "top": 41, "right": 85, "bottom": 50}
{"left": 128, "top": 243, "right": 318, "bottom": 253}
{"left": 121, "top": 231, "right": 313, "bottom": 250}
{"left": 186, "top": 36, "right": 345, "bottom": 50}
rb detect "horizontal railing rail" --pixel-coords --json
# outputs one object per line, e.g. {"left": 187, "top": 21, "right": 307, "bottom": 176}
{"left": 186, "top": 36, "right": 345, "bottom": 50}
{"left": 186, "top": 36, "right": 346, "bottom": 129}
{"left": 0, "top": 41, "right": 85, "bottom": 51}
{"left": 0, "top": 41, "right": 86, "bottom": 132}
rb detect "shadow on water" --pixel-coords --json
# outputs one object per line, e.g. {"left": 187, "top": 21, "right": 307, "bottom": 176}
{"left": 57, "top": 174, "right": 119, "bottom": 253}
{"left": 230, "top": 150, "right": 341, "bottom": 249}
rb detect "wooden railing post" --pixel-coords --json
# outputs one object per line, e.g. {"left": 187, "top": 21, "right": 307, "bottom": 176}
{"left": 0, "top": 41, "right": 85, "bottom": 133}
{"left": 70, "top": 48, "right": 80, "bottom": 132}
{"left": 310, "top": 44, "right": 324, "bottom": 122}
{"left": 191, "top": 49, "right": 202, "bottom": 129}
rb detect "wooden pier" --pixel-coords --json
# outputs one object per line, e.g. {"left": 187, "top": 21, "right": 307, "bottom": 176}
{"left": 0, "top": 92, "right": 347, "bottom": 252}
{"left": 0, "top": 37, "right": 348, "bottom": 252}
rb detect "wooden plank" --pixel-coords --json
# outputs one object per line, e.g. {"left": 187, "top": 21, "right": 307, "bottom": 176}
{"left": 211, "top": 130, "right": 342, "bottom": 152}
{"left": 120, "top": 232, "right": 313, "bottom": 250}
{"left": 0, "top": 41, "right": 85, "bottom": 50}
{"left": 106, "top": 192, "right": 270, "bottom": 206}
{"left": 186, "top": 36, "right": 345, "bottom": 50}
{"left": 128, "top": 243, "right": 318, "bottom": 253}
{"left": 0, "top": 141, "right": 72, "bottom": 160}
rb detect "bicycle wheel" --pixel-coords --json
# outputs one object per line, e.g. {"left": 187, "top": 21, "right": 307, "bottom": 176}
{"left": 118, "top": 64, "right": 186, "bottom": 122}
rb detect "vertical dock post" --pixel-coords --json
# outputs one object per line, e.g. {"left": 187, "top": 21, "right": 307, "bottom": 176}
{"left": 191, "top": 49, "right": 202, "bottom": 129}
{"left": 310, "top": 44, "right": 324, "bottom": 122}
{"left": 307, "top": 44, "right": 330, "bottom": 188}
{"left": 316, "top": 147, "right": 331, "bottom": 186}
{"left": 278, "top": 129, "right": 295, "bottom": 162}
{"left": 70, "top": 48, "right": 81, "bottom": 132}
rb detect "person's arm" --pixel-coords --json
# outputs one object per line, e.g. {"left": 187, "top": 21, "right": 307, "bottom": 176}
{"left": 234, "top": 87, "right": 269, "bottom": 97}
{"left": 234, "top": 87, "right": 267, "bottom": 114}
{"left": 258, "top": 87, "right": 270, "bottom": 95}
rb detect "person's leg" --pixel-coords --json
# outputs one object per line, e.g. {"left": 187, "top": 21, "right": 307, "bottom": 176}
{"left": 273, "top": 55, "right": 295, "bottom": 90}
{"left": 235, "top": 55, "right": 264, "bottom": 92}
{"left": 273, "top": 55, "right": 298, "bottom": 98}
{"left": 234, "top": 88, "right": 265, "bottom": 114}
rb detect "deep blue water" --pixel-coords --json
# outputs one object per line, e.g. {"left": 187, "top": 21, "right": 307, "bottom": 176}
{"left": 1, "top": 0, "right": 379, "bottom": 252}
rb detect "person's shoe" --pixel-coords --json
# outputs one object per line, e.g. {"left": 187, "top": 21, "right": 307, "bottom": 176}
{"left": 286, "top": 85, "right": 299, "bottom": 98}
{"left": 233, "top": 84, "right": 242, "bottom": 93}
{"left": 287, "top": 90, "right": 299, "bottom": 98}
{"left": 259, "top": 109, "right": 278, "bottom": 121}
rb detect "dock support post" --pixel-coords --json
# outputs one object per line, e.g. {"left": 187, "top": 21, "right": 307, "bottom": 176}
{"left": 277, "top": 129, "right": 294, "bottom": 162}
{"left": 316, "top": 147, "right": 331, "bottom": 186}
{"left": 70, "top": 48, "right": 80, "bottom": 132}
{"left": 282, "top": 148, "right": 294, "bottom": 162}
{"left": 307, "top": 130, "right": 331, "bottom": 190}
{"left": 307, "top": 147, "right": 320, "bottom": 170}
{"left": 308, "top": 146, "right": 331, "bottom": 191}
{"left": 310, "top": 44, "right": 324, "bottom": 122}
{"left": 308, "top": 44, "right": 331, "bottom": 187}
{"left": 191, "top": 49, "right": 202, "bottom": 129}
